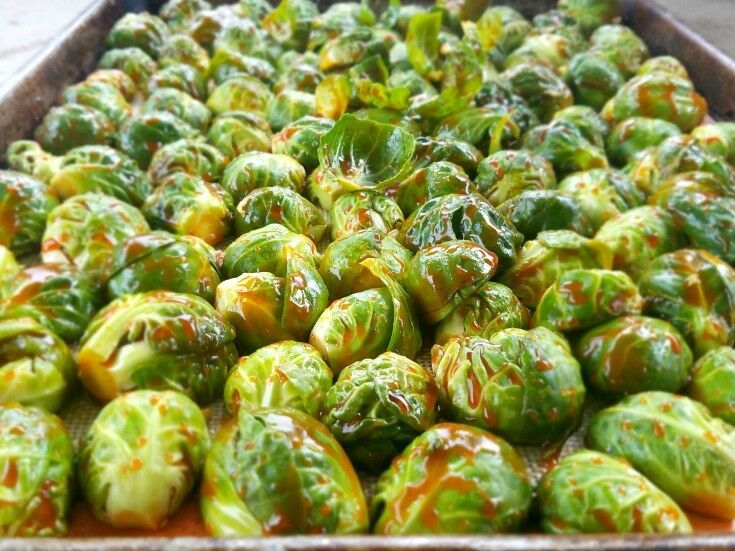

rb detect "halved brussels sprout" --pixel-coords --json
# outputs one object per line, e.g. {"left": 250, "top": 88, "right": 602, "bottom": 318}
{"left": 523, "top": 120, "right": 608, "bottom": 177}
{"left": 552, "top": 105, "right": 610, "bottom": 149}
{"left": 501, "top": 62, "right": 574, "bottom": 122}
{"left": 61, "top": 81, "right": 131, "bottom": 125}
{"left": 184, "top": 6, "right": 244, "bottom": 51}
{"left": 565, "top": 52, "right": 624, "bottom": 110}
{"left": 557, "top": 168, "right": 644, "bottom": 231}
{"left": 224, "top": 340, "right": 332, "bottom": 416}
{"left": 605, "top": 117, "right": 681, "bottom": 167}
{"left": 371, "top": 422, "right": 531, "bottom": 534}
{"left": 576, "top": 315, "right": 693, "bottom": 396}
{"left": 638, "top": 249, "right": 735, "bottom": 357}
{"left": 223, "top": 223, "right": 319, "bottom": 279}
{"left": 160, "top": 0, "right": 212, "bottom": 31}
{"left": 143, "top": 173, "right": 233, "bottom": 245}
{"left": 147, "top": 62, "right": 208, "bottom": 100}
{"left": 262, "top": 0, "right": 319, "bottom": 51}
{"left": 322, "top": 352, "right": 437, "bottom": 472}
{"left": 532, "top": 269, "right": 642, "bottom": 332}
{"left": 0, "top": 318, "right": 74, "bottom": 412}
{"left": 148, "top": 139, "right": 226, "bottom": 183}
{"left": 652, "top": 171, "right": 735, "bottom": 264}
{"left": 201, "top": 407, "right": 368, "bottom": 536}
{"left": 221, "top": 151, "right": 306, "bottom": 204}
{"left": 435, "top": 282, "right": 529, "bottom": 345}
{"left": 504, "top": 32, "right": 580, "bottom": 71}
{"left": 77, "top": 291, "right": 237, "bottom": 404}
{"left": 78, "top": 390, "right": 209, "bottom": 529}
{"left": 394, "top": 161, "right": 475, "bottom": 216}
{"left": 602, "top": 73, "right": 707, "bottom": 132}
{"left": 85, "top": 68, "right": 138, "bottom": 101}
{"left": 330, "top": 190, "right": 403, "bottom": 240}
{"left": 207, "top": 76, "right": 275, "bottom": 115}
{"left": 217, "top": 249, "right": 328, "bottom": 352}
{"left": 412, "top": 136, "right": 483, "bottom": 179}
{"left": 558, "top": 0, "right": 621, "bottom": 33}
{"left": 497, "top": 190, "right": 593, "bottom": 240}
{"left": 119, "top": 112, "right": 201, "bottom": 169}
{"left": 587, "top": 391, "right": 735, "bottom": 519}
{"left": 500, "top": 230, "right": 612, "bottom": 308}
{"left": 49, "top": 145, "right": 151, "bottom": 206}
{"left": 1, "top": 263, "right": 100, "bottom": 343}
{"left": 475, "top": 149, "right": 556, "bottom": 206}
{"left": 209, "top": 49, "right": 277, "bottom": 86}
{"left": 400, "top": 193, "right": 522, "bottom": 265}
{"left": 4, "top": 140, "right": 61, "bottom": 184}
{"left": 159, "top": 33, "right": 210, "bottom": 72}
{"left": 405, "top": 241, "right": 498, "bottom": 325}
{"left": 105, "top": 12, "right": 169, "bottom": 58}
{"left": 266, "top": 90, "right": 316, "bottom": 132}
{"left": 107, "top": 231, "right": 220, "bottom": 302}
{"left": 0, "top": 405, "right": 74, "bottom": 536}
{"left": 0, "top": 245, "right": 19, "bottom": 295}
{"left": 638, "top": 55, "right": 689, "bottom": 78}
{"left": 589, "top": 24, "right": 648, "bottom": 77}
{"left": 432, "top": 106, "right": 525, "bottom": 152}
{"left": 0, "top": 170, "right": 59, "bottom": 257}
{"left": 310, "top": 258, "right": 421, "bottom": 373}
{"left": 595, "top": 206, "right": 685, "bottom": 280}
{"left": 207, "top": 111, "right": 273, "bottom": 158}
{"left": 34, "top": 104, "right": 115, "bottom": 156}
{"left": 41, "top": 193, "right": 150, "bottom": 277}
{"left": 433, "top": 329, "right": 585, "bottom": 445}
{"left": 539, "top": 450, "right": 691, "bottom": 535}
{"left": 690, "top": 346, "right": 735, "bottom": 425}
{"left": 141, "top": 88, "right": 211, "bottom": 133}
{"left": 692, "top": 122, "right": 735, "bottom": 165}
{"left": 235, "top": 187, "right": 326, "bottom": 242}
{"left": 97, "top": 47, "right": 156, "bottom": 88}
{"left": 271, "top": 116, "right": 334, "bottom": 172}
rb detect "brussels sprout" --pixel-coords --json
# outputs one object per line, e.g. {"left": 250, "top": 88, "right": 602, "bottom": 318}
{"left": 308, "top": 2, "right": 376, "bottom": 50}
{"left": 602, "top": 73, "right": 707, "bottom": 132}
{"left": 405, "top": 241, "right": 498, "bottom": 325}
{"left": 400, "top": 193, "right": 522, "bottom": 265}
{"left": 690, "top": 346, "right": 735, "bottom": 425}
{"left": 577, "top": 315, "right": 693, "bottom": 395}
{"left": 523, "top": 120, "right": 608, "bottom": 177}
{"left": 223, "top": 223, "right": 319, "bottom": 279}
{"left": 4, "top": 140, "right": 61, "bottom": 184}
{"left": 565, "top": 52, "right": 625, "bottom": 110}
{"left": 652, "top": 171, "right": 735, "bottom": 264}
{"left": 432, "top": 106, "right": 525, "bottom": 152}
{"left": 321, "top": 352, "right": 437, "bottom": 472}
{"left": 235, "top": 187, "right": 326, "bottom": 242}
{"left": 638, "top": 55, "right": 689, "bottom": 79}
{"left": 433, "top": 329, "right": 585, "bottom": 444}
{"left": 160, "top": 0, "right": 212, "bottom": 30}
{"left": 504, "top": 32, "right": 580, "bottom": 71}
{"left": 34, "top": 104, "right": 115, "bottom": 155}
{"left": 79, "top": 390, "right": 209, "bottom": 529}
{"left": 41, "top": 193, "right": 149, "bottom": 276}
{"left": 589, "top": 24, "right": 648, "bottom": 77}
{"left": 77, "top": 291, "right": 237, "bottom": 403}
{"left": 147, "top": 64, "right": 207, "bottom": 100}
{"left": 556, "top": 168, "right": 644, "bottom": 231}
{"left": 97, "top": 47, "right": 156, "bottom": 87}
{"left": 606, "top": 117, "right": 682, "bottom": 167}
{"left": 539, "top": 450, "right": 691, "bottom": 535}
{"left": 394, "top": 162, "right": 475, "bottom": 216}
{"left": 638, "top": 249, "right": 735, "bottom": 357}
{"left": 497, "top": 190, "right": 593, "bottom": 240}
{"left": 328, "top": 190, "right": 401, "bottom": 239}
{"left": 148, "top": 139, "right": 226, "bottom": 183}
{"left": 473, "top": 6, "right": 532, "bottom": 62}
{"left": 201, "top": 407, "right": 367, "bottom": 536}
{"left": 475, "top": 150, "right": 556, "bottom": 206}
{"left": 558, "top": 0, "right": 621, "bottom": 33}
{"left": 0, "top": 170, "right": 59, "bottom": 257}
{"left": 310, "top": 258, "right": 421, "bottom": 373}
{"left": 692, "top": 122, "right": 735, "bottom": 165}
{"left": 500, "top": 230, "right": 612, "bottom": 308}
{"left": 587, "top": 391, "right": 735, "bottom": 519}
{"left": 207, "top": 76, "right": 274, "bottom": 115}
{"left": 261, "top": 0, "right": 319, "bottom": 51}
{"left": 49, "top": 145, "right": 151, "bottom": 206}
{"left": 209, "top": 49, "right": 277, "bottom": 86}
{"left": 500, "top": 62, "right": 574, "bottom": 123}
{"left": 105, "top": 12, "right": 169, "bottom": 58}
{"left": 0, "top": 405, "right": 74, "bottom": 536}
{"left": 239, "top": 0, "right": 272, "bottom": 20}
{"left": 119, "top": 111, "right": 201, "bottom": 169}
{"left": 224, "top": 341, "right": 331, "bottom": 416}
{"left": 314, "top": 74, "right": 351, "bottom": 120}
{"left": 532, "top": 269, "right": 642, "bottom": 332}
{"left": 265, "top": 90, "right": 316, "bottom": 132}
{"left": 184, "top": 6, "right": 244, "bottom": 51}
{"left": 552, "top": 105, "right": 610, "bottom": 149}
{"left": 0, "top": 245, "right": 19, "bottom": 295}
{"left": 0, "top": 318, "right": 74, "bottom": 412}
{"left": 271, "top": 116, "right": 334, "bottom": 171}
{"left": 274, "top": 60, "right": 323, "bottom": 94}
{"left": 221, "top": 151, "right": 306, "bottom": 204}
{"left": 141, "top": 88, "right": 211, "bottom": 133}
{"left": 319, "top": 229, "right": 411, "bottom": 299}
{"left": 61, "top": 81, "right": 131, "bottom": 126}
{"left": 85, "top": 68, "right": 138, "bottom": 101}
{"left": 207, "top": 111, "right": 273, "bottom": 158}
{"left": 159, "top": 33, "right": 210, "bottom": 73}
{"left": 412, "top": 136, "right": 483, "bottom": 179}
{"left": 107, "top": 231, "right": 220, "bottom": 302}
{"left": 1, "top": 263, "right": 100, "bottom": 342}
{"left": 371, "top": 422, "right": 531, "bottom": 534}
{"left": 217, "top": 248, "right": 328, "bottom": 352}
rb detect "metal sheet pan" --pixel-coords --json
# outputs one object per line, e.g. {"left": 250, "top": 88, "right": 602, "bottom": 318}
{"left": 2, "top": 1, "right": 735, "bottom": 548}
